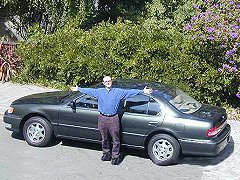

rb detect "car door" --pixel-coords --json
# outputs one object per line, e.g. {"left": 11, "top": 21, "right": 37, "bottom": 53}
{"left": 58, "top": 95, "right": 101, "bottom": 141}
{"left": 120, "top": 94, "right": 164, "bottom": 148}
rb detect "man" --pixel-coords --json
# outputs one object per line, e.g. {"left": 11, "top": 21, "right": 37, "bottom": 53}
{"left": 71, "top": 76, "right": 152, "bottom": 165}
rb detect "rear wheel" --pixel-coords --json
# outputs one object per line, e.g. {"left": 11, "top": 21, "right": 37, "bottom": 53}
{"left": 23, "top": 116, "right": 53, "bottom": 147}
{"left": 147, "top": 134, "right": 180, "bottom": 166}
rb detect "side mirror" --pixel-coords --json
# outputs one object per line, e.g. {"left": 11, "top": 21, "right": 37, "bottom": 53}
{"left": 68, "top": 101, "right": 76, "bottom": 113}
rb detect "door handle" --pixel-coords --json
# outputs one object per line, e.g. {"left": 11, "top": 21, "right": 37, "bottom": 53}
{"left": 148, "top": 121, "right": 159, "bottom": 126}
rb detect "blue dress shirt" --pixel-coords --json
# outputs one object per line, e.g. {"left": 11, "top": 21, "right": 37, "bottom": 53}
{"left": 78, "top": 87, "right": 143, "bottom": 115}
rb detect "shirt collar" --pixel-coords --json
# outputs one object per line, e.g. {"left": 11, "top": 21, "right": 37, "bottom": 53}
{"left": 105, "top": 87, "right": 112, "bottom": 92}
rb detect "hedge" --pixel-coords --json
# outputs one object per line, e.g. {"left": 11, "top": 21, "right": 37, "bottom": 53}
{"left": 15, "top": 21, "right": 239, "bottom": 107}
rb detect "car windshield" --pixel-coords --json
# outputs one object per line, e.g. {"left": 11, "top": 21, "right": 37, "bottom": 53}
{"left": 60, "top": 91, "right": 81, "bottom": 103}
{"left": 161, "top": 88, "right": 202, "bottom": 114}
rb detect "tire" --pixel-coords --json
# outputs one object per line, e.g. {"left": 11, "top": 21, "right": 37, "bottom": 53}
{"left": 147, "top": 134, "right": 180, "bottom": 166}
{"left": 23, "top": 116, "right": 53, "bottom": 147}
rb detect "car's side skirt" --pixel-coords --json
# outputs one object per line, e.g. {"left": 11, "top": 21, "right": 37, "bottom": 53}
{"left": 55, "top": 134, "right": 102, "bottom": 144}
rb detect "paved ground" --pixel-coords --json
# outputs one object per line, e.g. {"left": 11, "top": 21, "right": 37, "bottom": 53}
{"left": 0, "top": 82, "right": 239, "bottom": 180}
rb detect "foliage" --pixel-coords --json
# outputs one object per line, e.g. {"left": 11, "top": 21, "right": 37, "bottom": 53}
{"left": 2, "top": 0, "right": 90, "bottom": 39}
{"left": 14, "top": 20, "right": 237, "bottom": 106}
{"left": 2, "top": 0, "right": 202, "bottom": 37}
{"left": 144, "top": 0, "right": 202, "bottom": 29}
{"left": 185, "top": 0, "right": 240, "bottom": 102}
{"left": 2, "top": 0, "right": 239, "bottom": 107}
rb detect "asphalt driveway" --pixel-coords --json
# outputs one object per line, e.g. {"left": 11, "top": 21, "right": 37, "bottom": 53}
{"left": 0, "top": 82, "right": 239, "bottom": 180}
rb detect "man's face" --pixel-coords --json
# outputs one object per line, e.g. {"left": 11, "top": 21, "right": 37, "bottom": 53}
{"left": 103, "top": 77, "right": 112, "bottom": 88}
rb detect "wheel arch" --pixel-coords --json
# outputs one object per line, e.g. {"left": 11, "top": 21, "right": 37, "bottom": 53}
{"left": 19, "top": 113, "right": 51, "bottom": 136}
{"left": 144, "top": 129, "right": 182, "bottom": 153}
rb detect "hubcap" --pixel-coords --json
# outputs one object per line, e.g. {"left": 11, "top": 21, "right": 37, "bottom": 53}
{"left": 26, "top": 122, "right": 45, "bottom": 143}
{"left": 152, "top": 139, "right": 173, "bottom": 161}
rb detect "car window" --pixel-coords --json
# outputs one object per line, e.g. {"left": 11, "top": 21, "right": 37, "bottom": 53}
{"left": 76, "top": 95, "right": 98, "bottom": 109}
{"left": 148, "top": 98, "right": 161, "bottom": 115}
{"left": 163, "top": 88, "right": 202, "bottom": 114}
{"left": 124, "top": 95, "right": 161, "bottom": 115}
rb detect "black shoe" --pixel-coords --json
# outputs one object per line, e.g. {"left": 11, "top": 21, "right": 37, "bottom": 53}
{"left": 101, "top": 152, "right": 111, "bottom": 161}
{"left": 111, "top": 155, "right": 122, "bottom": 165}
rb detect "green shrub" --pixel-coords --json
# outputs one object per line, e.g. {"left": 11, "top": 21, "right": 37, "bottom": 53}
{"left": 15, "top": 20, "right": 239, "bottom": 106}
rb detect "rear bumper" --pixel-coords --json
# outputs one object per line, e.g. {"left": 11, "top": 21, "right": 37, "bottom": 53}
{"left": 180, "top": 124, "right": 231, "bottom": 156}
{"left": 3, "top": 111, "right": 22, "bottom": 134}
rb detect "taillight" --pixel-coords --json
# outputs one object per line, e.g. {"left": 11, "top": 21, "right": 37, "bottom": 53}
{"left": 206, "top": 122, "right": 226, "bottom": 137}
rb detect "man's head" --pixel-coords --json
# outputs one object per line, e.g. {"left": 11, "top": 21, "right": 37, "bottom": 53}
{"left": 103, "top": 76, "right": 112, "bottom": 88}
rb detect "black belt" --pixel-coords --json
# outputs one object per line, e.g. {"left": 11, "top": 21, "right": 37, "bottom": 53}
{"left": 100, "top": 113, "right": 117, "bottom": 117}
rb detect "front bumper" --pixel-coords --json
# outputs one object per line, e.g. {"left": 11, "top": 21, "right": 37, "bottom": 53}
{"left": 180, "top": 124, "right": 231, "bottom": 156}
{"left": 3, "top": 111, "right": 22, "bottom": 134}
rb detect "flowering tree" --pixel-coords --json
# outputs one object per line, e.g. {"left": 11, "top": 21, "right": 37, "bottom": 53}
{"left": 185, "top": 0, "right": 240, "bottom": 100}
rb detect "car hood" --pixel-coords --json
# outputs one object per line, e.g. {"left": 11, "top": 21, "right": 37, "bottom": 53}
{"left": 11, "top": 91, "right": 73, "bottom": 105}
{"left": 191, "top": 104, "right": 227, "bottom": 125}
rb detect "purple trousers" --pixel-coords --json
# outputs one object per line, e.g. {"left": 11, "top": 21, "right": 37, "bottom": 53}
{"left": 98, "top": 114, "right": 120, "bottom": 158}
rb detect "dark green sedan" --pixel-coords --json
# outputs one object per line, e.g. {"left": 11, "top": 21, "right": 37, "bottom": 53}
{"left": 3, "top": 79, "right": 231, "bottom": 166}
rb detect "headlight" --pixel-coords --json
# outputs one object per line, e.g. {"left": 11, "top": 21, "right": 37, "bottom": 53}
{"left": 7, "top": 107, "right": 14, "bottom": 113}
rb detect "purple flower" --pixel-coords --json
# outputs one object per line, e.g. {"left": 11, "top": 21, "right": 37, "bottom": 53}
{"left": 207, "top": 10, "right": 212, "bottom": 15}
{"left": 204, "top": 0, "right": 208, "bottom": 4}
{"left": 217, "top": 31, "right": 221, "bottom": 36}
{"left": 218, "top": 23, "right": 222, "bottom": 27}
{"left": 226, "top": 49, "right": 236, "bottom": 56}
{"left": 230, "top": 1, "right": 235, "bottom": 5}
{"left": 223, "top": 36, "right": 227, "bottom": 41}
{"left": 231, "top": 65, "right": 237, "bottom": 72}
{"left": 211, "top": 4, "right": 219, "bottom": 8}
{"left": 206, "top": 27, "right": 215, "bottom": 33}
{"left": 229, "top": 32, "right": 238, "bottom": 39}
{"left": 218, "top": 68, "right": 222, "bottom": 72}
{"left": 232, "top": 25, "right": 239, "bottom": 31}
{"left": 222, "top": 64, "right": 228, "bottom": 69}
{"left": 193, "top": 4, "right": 198, "bottom": 9}
{"left": 191, "top": 16, "right": 197, "bottom": 21}
{"left": 185, "top": 24, "right": 192, "bottom": 30}
{"left": 209, "top": 35, "right": 215, "bottom": 40}
{"left": 237, "top": 4, "right": 240, "bottom": 8}
{"left": 228, "top": 65, "right": 237, "bottom": 72}
{"left": 237, "top": 18, "right": 240, "bottom": 22}
{"left": 236, "top": 93, "right": 240, "bottom": 99}
{"left": 229, "top": 60, "right": 234, "bottom": 64}
{"left": 220, "top": 44, "right": 226, "bottom": 48}
{"left": 192, "top": 35, "right": 197, "bottom": 40}
{"left": 200, "top": 35, "right": 205, "bottom": 39}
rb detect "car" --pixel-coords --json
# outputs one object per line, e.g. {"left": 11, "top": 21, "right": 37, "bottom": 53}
{"left": 3, "top": 79, "right": 231, "bottom": 166}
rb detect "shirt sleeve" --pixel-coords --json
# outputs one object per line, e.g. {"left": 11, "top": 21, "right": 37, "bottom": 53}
{"left": 78, "top": 88, "right": 99, "bottom": 98}
{"left": 122, "top": 89, "right": 144, "bottom": 99}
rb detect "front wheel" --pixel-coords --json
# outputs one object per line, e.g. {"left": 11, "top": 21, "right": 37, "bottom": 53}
{"left": 23, "top": 116, "right": 53, "bottom": 147}
{"left": 147, "top": 134, "right": 180, "bottom": 166}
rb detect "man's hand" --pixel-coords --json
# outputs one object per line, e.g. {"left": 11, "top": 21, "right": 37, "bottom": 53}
{"left": 70, "top": 85, "right": 78, "bottom": 91}
{"left": 144, "top": 86, "right": 153, "bottom": 94}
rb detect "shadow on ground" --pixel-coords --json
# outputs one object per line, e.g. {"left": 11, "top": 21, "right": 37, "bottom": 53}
{"left": 60, "top": 138, "right": 149, "bottom": 160}
{"left": 11, "top": 132, "right": 234, "bottom": 166}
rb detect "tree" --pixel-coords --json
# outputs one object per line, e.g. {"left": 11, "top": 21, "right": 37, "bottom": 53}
{"left": 185, "top": 0, "right": 240, "bottom": 100}
{"left": 2, "top": 0, "right": 91, "bottom": 39}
